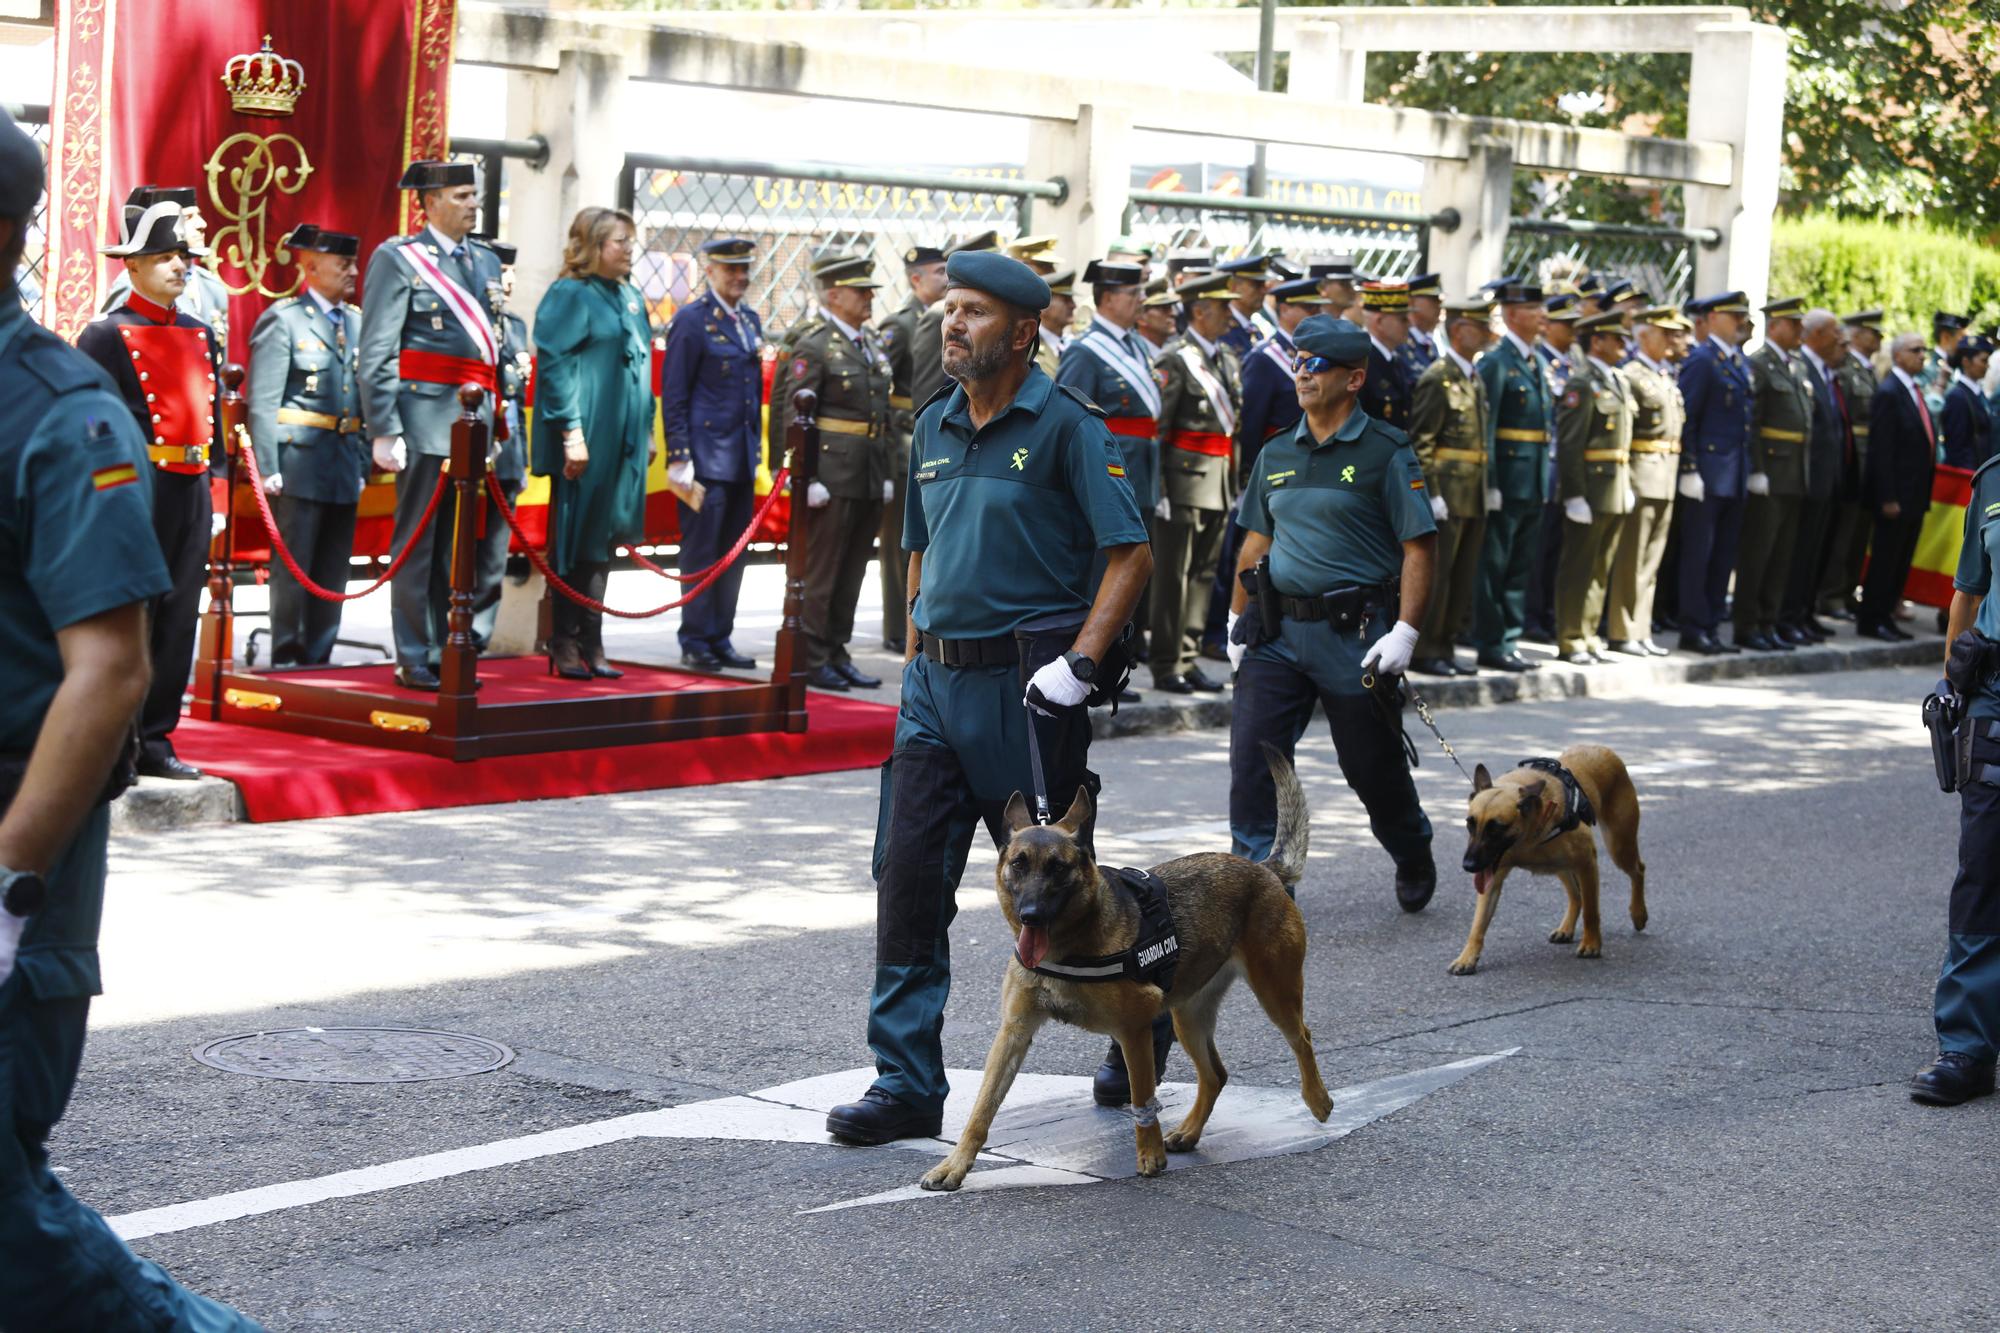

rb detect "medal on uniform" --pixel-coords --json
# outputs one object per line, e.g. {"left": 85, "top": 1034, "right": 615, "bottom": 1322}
{"left": 433, "top": 315, "right": 445, "bottom": 331}
{"left": 305, "top": 373, "right": 319, "bottom": 394}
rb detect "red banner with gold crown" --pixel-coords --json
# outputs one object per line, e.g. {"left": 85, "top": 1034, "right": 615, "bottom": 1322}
{"left": 46, "top": 0, "right": 457, "bottom": 362}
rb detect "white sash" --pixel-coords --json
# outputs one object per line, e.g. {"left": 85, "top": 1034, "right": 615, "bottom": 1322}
{"left": 1178, "top": 342, "right": 1237, "bottom": 436}
{"left": 1258, "top": 334, "right": 1294, "bottom": 379}
{"left": 396, "top": 240, "right": 499, "bottom": 366}
{"left": 1076, "top": 321, "right": 1161, "bottom": 416}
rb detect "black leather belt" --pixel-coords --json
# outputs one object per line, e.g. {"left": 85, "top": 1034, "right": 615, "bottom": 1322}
{"left": 920, "top": 631, "right": 1019, "bottom": 668}
{"left": 1278, "top": 582, "right": 1397, "bottom": 625}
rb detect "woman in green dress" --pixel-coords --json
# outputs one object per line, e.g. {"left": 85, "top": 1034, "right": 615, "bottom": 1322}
{"left": 532, "top": 205, "right": 655, "bottom": 679}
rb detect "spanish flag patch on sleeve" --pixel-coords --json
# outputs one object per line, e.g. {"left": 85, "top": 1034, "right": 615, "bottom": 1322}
{"left": 1410, "top": 478, "right": 1427, "bottom": 490}
{"left": 1107, "top": 463, "right": 1126, "bottom": 477}
{"left": 92, "top": 463, "right": 139, "bottom": 492}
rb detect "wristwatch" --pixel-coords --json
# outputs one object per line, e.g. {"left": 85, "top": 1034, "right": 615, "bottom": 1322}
{"left": 1, "top": 868, "right": 46, "bottom": 918}
{"left": 1062, "top": 650, "right": 1097, "bottom": 683}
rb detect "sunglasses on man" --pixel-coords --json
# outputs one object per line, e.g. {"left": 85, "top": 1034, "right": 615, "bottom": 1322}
{"left": 1294, "top": 354, "right": 1360, "bottom": 374}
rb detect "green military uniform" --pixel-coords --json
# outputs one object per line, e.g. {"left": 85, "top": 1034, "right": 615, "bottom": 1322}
{"left": 1735, "top": 304, "right": 1817, "bottom": 645}
{"left": 1608, "top": 329, "right": 1686, "bottom": 648}
{"left": 1150, "top": 309, "right": 1242, "bottom": 688}
{"left": 1407, "top": 336, "right": 1489, "bottom": 669}
{"left": 1822, "top": 314, "right": 1883, "bottom": 615}
{"left": 1553, "top": 324, "right": 1637, "bottom": 659}
{"left": 876, "top": 278, "right": 928, "bottom": 649}
{"left": 773, "top": 256, "right": 895, "bottom": 679}
{"left": 247, "top": 231, "right": 367, "bottom": 666}
{"left": 1473, "top": 292, "right": 1552, "bottom": 666}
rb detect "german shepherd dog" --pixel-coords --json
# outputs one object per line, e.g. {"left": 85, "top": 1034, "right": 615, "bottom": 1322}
{"left": 1452, "top": 744, "right": 1647, "bottom": 976}
{"left": 920, "top": 747, "right": 1332, "bottom": 1192}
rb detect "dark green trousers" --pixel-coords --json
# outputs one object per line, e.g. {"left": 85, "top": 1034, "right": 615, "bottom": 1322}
{"left": 1473, "top": 499, "right": 1542, "bottom": 657}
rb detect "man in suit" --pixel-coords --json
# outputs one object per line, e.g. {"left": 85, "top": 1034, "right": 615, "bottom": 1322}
{"left": 1407, "top": 295, "right": 1493, "bottom": 676}
{"left": 1397, "top": 271, "right": 1443, "bottom": 385}
{"left": 1552, "top": 310, "right": 1637, "bottom": 665}
{"left": 1780, "top": 308, "right": 1849, "bottom": 645}
{"left": 1673, "top": 291, "right": 1757, "bottom": 655}
{"left": 661, "top": 237, "right": 764, "bottom": 670}
{"left": 1471, "top": 280, "right": 1550, "bottom": 673}
{"left": 246, "top": 224, "right": 366, "bottom": 667}
{"left": 357, "top": 160, "right": 503, "bottom": 691}
{"left": 876, "top": 244, "right": 948, "bottom": 653}
{"left": 1820, "top": 309, "right": 1883, "bottom": 620}
{"left": 480, "top": 239, "right": 532, "bottom": 656}
{"left": 1358, "top": 281, "right": 1413, "bottom": 432}
{"left": 1734, "top": 296, "right": 1816, "bottom": 652}
{"left": 1858, "top": 332, "right": 1938, "bottom": 641}
{"left": 1942, "top": 334, "right": 1994, "bottom": 470}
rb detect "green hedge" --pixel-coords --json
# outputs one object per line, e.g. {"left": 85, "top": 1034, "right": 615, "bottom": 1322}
{"left": 1770, "top": 214, "right": 2000, "bottom": 333}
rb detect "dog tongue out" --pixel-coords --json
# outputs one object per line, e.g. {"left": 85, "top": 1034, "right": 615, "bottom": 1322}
{"left": 1016, "top": 924, "right": 1050, "bottom": 969}
{"left": 1474, "top": 870, "right": 1490, "bottom": 896}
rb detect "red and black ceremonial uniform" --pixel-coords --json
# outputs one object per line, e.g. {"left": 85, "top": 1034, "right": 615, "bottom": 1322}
{"left": 74, "top": 291, "right": 222, "bottom": 766}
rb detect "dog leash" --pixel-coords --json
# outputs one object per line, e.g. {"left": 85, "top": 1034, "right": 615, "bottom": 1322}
{"left": 1362, "top": 670, "right": 1476, "bottom": 787}
{"left": 1023, "top": 698, "right": 1053, "bottom": 825}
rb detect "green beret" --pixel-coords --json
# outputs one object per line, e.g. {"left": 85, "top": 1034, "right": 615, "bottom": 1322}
{"left": 946, "top": 250, "right": 1049, "bottom": 312}
{"left": 1292, "top": 315, "right": 1370, "bottom": 366}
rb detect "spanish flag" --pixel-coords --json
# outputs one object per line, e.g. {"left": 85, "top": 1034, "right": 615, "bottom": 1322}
{"left": 1903, "top": 464, "right": 1973, "bottom": 609}
{"left": 1107, "top": 463, "right": 1126, "bottom": 478}
{"left": 91, "top": 463, "right": 138, "bottom": 492}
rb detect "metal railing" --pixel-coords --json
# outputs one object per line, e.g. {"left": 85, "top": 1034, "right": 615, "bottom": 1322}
{"left": 5, "top": 103, "right": 48, "bottom": 316}
{"left": 1122, "top": 188, "right": 1450, "bottom": 281}
{"left": 1503, "top": 216, "right": 1720, "bottom": 308}
{"left": 619, "top": 153, "right": 1064, "bottom": 332}
{"left": 448, "top": 134, "right": 548, "bottom": 244}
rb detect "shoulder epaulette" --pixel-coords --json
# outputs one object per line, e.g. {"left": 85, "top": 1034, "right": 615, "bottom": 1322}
{"left": 1973, "top": 454, "right": 2000, "bottom": 484}
{"left": 19, "top": 325, "right": 109, "bottom": 395}
{"left": 1056, "top": 383, "right": 1108, "bottom": 419}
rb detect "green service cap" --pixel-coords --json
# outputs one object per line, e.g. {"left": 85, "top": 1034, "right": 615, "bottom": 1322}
{"left": 1292, "top": 315, "right": 1371, "bottom": 366}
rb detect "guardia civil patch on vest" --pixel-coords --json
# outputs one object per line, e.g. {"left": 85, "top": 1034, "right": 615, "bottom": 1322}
{"left": 1029, "top": 866, "right": 1180, "bottom": 994}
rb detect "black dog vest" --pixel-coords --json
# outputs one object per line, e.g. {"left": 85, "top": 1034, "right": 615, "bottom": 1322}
{"left": 1518, "top": 756, "right": 1596, "bottom": 841}
{"left": 1029, "top": 866, "right": 1180, "bottom": 995}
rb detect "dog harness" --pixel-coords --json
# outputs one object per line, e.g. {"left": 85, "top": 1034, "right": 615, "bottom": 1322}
{"left": 1029, "top": 867, "right": 1180, "bottom": 995}
{"left": 1518, "top": 757, "right": 1597, "bottom": 842}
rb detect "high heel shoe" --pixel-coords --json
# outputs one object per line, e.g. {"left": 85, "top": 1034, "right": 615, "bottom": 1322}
{"left": 586, "top": 645, "right": 624, "bottom": 680}
{"left": 547, "top": 637, "right": 591, "bottom": 680}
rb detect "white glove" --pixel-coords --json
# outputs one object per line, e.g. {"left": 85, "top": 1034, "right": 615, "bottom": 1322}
{"left": 262, "top": 471, "right": 283, "bottom": 496}
{"left": 0, "top": 908, "right": 23, "bottom": 988}
{"left": 1746, "top": 471, "right": 1771, "bottom": 496}
{"left": 1155, "top": 495, "right": 1172, "bottom": 521}
{"left": 1625, "top": 486, "right": 1637, "bottom": 510}
{"left": 882, "top": 479, "right": 895, "bottom": 503}
{"left": 1564, "top": 495, "right": 1592, "bottom": 525}
{"left": 1485, "top": 487, "right": 1503, "bottom": 513}
{"left": 371, "top": 435, "right": 407, "bottom": 473}
{"left": 1025, "top": 655, "right": 1091, "bottom": 716}
{"left": 1677, "top": 471, "right": 1705, "bottom": 502}
{"left": 1226, "top": 612, "right": 1246, "bottom": 674}
{"left": 806, "top": 480, "right": 831, "bottom": 509}
{"left": 1360, "top": 620, "right": 1419, "bottom": 676}
{"left": 668, "top": 459, "right": 696, "bottom": 491}
{"left": 210, "top": 511, "right": 228, "bottom": 539}
{"left": 1429, "top": 493, "right": 1450, "bottom": 523}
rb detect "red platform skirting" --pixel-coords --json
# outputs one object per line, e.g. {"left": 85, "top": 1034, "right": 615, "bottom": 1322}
{"left": 170, "top": 659, "right": 894, "bottom": 823}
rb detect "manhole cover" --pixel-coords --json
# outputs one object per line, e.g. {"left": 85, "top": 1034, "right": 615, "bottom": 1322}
{"left": 192, "top": 1027, "right": 514, "bottom": 1084}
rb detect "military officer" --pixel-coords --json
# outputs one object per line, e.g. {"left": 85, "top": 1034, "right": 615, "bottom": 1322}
{"left": 1607, "top": 306, "right": 1687, "bottom": 657}
{"left": 1523, "top": 293, "right": 1582, "bottom": 644}
{"left": 246, "top": 224, "right": 366, "bottom": 667}
{"left": 659, "top": 237, "right": 764, "bottom": 670}
{"left": 1821, "top": 309, "right": 1884, "bottom": 619}
{"left": 1472, "top": 280, "right": 1550, "bottom": 673}
{"left": 356, "top": 160, "right": 503, "bottom": 691}
{"left": 1397, "top": 271, "right": 1443, "bottom": 383}
{"left": 1034, "top": 268, "right": 1076, "bottom": 381}
{"left": 910, "top": 231, "right": 1002, "bottom": 408}
{"left": 1217, "top": 254, "right": 1276, "bottom": 359}
{"left": 1552, "top": 310, "right": 1638, "bottom": 665}
{"left": 1006, "top": 234, "right": 1062, "bottom": 276}
{"left": 877, "top": 245, "right": 949, "bottom": 651}
{"left": 74, "top": 197, "right": 222, "bottom": 780}
{"left": 1942, "top": 334, "right": 1995, "bottom": 470}
{"left": 1922, "top": 311, "right": 1968, "bottom": 419}
{"left": 1674, "top": 292, "right": 1757, "bottom": 654}
{"left": 478, "top": 239, "right": 533, "bottom": 655}
{"left": 1106, "top": 235, "right": 1153, "bottom": 282}
{"left": 101, "top": 184, "right": 232, "bottom": 343}
{"left": 1312, "top": 255, "right": 1364, "bottom": 322}
{"left": 1237, "top": 276, "right": 1331, "bottom": 464}
{"left": 0, "top": 110, "right": 265, "bottom": 1331}
{"left": 1407, "top": 295, "right": 1493, "bottom": 676}
{"left": 1733, "top": 295, "right": 1816, "bottom": 652}
{"left": 1057, "top": 259, "right": 1161, "bottom": 513}
{"left": 823, "top": 250, "right": 1151, "bottom": 1144}
{"left": 1225, "top": 313, "right": 1438, "bottom": 910}
{"left": 774, "top": 253, "right": 894, "bottom": 692}
{"left": 1149, "top": 269, "right": 1241, "bottom": 695}
{"left": 1137, "top": 277, "right": 1178, "bottom": 350}
{"left": 1358, "top": 281, "right": 1414, "bottom": 432}
{"left": 1781, "top": 308, "right": 1850, "bottom": 645}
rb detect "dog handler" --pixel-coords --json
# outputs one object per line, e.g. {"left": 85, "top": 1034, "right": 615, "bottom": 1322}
{"left": 825, "top": 251, "right": 1153, "bottom": 1145}
{"left": 1225, "top": 315, "right": 1440, "bottom": 911}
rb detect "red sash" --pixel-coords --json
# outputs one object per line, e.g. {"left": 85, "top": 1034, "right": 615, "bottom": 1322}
{"left": 1171, "top": 430, "right": 1232, "bottom": 457}
{"left": 1104, "top": 416, "right": 1156, "bottom": 439}
{"left": 400, "top": 348, "right": 498, "bottom": 393}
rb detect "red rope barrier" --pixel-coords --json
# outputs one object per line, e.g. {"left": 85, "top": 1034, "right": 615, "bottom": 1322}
{"left": 237, "top": 430, "right": 450, "bottom": 603}
{"left": 484, "top": 468, "right": 790, "bottom": 619}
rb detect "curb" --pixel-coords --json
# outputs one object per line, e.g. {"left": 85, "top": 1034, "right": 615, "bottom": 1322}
{"left": 112, "top": 776, "right": 243, "bottom": 835}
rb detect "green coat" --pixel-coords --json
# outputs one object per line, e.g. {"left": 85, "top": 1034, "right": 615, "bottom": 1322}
{"left": 1557, "top": 358, "right": 1636, "bottom": 514}
{"left": 356, "top": 232, "right": 503, "bottom": 455}
{"left": 1622, "top": 355, "right": 1685, "bottom": 503}
{"left": 1477, "top": 335, "right": 1550, "bottom": 504}
{"left": 530, "top": 276, "right": 656, "bottom": 571}
{"left": 1408, "top": 352, "right": 1488, "bottom": 518}
{"left": 773, "top": 316, "right": 894, "bottom": 501}
{"left": 1836, "top": 350, "right": 1879, "bottom": 472}
{"left": 1749, "top": 343, "right": 1816, "bottom": 495}
{"left": 246, "top": 294, "right": 367, "bottom": 504}
{"left": 1153, "top": 333, "right": 1242, "bottom": 511}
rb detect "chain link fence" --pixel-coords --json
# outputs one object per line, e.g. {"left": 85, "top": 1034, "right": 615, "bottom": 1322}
{"left": 619, "top": 154, "right": 1063, "bottom": 333}
{"left": 1123, "top": 190, "right": 1444, "bottom": 281}
{"left": 1502, "top": 218, "right": 1719, "bottom": 308}
{"left": 6, "top": 104, "right": 49, "bottom": 316}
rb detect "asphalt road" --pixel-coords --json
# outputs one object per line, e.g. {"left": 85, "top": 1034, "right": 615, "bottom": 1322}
{"left": 58, "top": 662, "right": 1987, "bottom": 1331}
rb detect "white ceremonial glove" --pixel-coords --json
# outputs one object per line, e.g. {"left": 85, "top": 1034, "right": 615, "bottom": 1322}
{"left": 263, "top": 471, "right": 284, "bottom": 496}
{"left": 1360, "top": 620, "right": 1420, "bottom": 677}
{"left": 882, "top": 479, "right": 895, "bottom": 503}
{"left": 372, "top": 435, "right": 407, "bottom": 474}
{"left": 1486, "top": 487, "right": 1503, "bottom": 513}
{"left": 1677, "top": 471, "right": 1705, "bottom": 502}
{"left": 210, "top": 511, "right": 228, "bottom": 539}
{"left": 1747, "top": 471, "right": 1771, "bottom": 496}
{"left": 0, "top": 908, "right": 23, "bottom": 989}
{"left": 1154, "top": 495, "right": 1172, "bottom": 521}
{"left": 1226, "top": 612, "right": 1247, "bottom": 674}
{"left": 668, "top": 459, "right": 696, "bottom": 491}
{"left": 806, "top": 480, "right": 832, "bottom": 509}
{"left": 1025, "top": 655, "right": 1091, "bottom": 716}
{"left": 1564, "top": 495, "right": 1592, "bottom": 525}
{"left": 1429, "top": 494, "right": 1450, "bottom": 523}
{"left": 1625, "top": 486, "right": 1637, "bottom": 510}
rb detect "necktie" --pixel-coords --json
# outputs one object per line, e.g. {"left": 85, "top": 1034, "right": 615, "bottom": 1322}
{"left": 327, "top": 305, "right": 345, "bottom": 354}
{"left": 450, "top": 244, "right": 473, "bottom": 292}
{"left": 1912, "top": 380, "right": 1936, "bottom": 448}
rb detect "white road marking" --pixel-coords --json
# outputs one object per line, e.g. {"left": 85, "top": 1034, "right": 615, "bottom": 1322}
{"left": 110, "top": 1051, "right": 1514, "bottom": 1238}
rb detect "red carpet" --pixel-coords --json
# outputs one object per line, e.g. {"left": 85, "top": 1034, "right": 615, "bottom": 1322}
{"left": 171, "top": 660, "right": 895, "bottom": 822}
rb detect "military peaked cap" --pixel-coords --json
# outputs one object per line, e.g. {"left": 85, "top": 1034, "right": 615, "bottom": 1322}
{"left": 1216, "top": 255, "right": 1275, "bottom": 282}
{"left": 702, "top": 237, "right": 756, "bottom": 264}
{"left": 1698, "top": 291, "right": 1750, "bottom": 315}
{"left": 1082, "top": 259, "right": 1144, "bottom": 287}
{"left": 1843, "top": 308, "right": 1885, "bottom": 329}
{"left": 1270, "top": 277, "right": 1331, "bottom": 306}
{"left": 1405, "top": 271, "right": 1443, "bottom": 298}
{"left": 1292, "top": 315, "right": 1370, "bottom": 366}
{"left": 1045, "top": 269, "right": 1077, "bottom": 297}
{"left": 1762, "top": 295, "right": 1807, "bottom": 318}
{"left": 1545, "top": 292, "right": 1582, "bottom": 322}
{"left": 1142, "top": 278, "right": 1178, "bottom": 308}
{"left": 1444, "top": 296, "right": 1495, "bottom": 319}
{"left": 1494, "top": 280, "right": 1543, "bottom": 305}
{"left": 1934, "top": 311, "right": 1970, "bottom": 332}
{"left": 945, "top": 250, "right": 1048, "bottom": 311}
{"left": 398, "top": 160, "right": 475, "bottom": 191}
{"left": 814, "top": 254, "right": 881, "bottom": 289}
{"left": 1359, "top": 281, "right": 1410, "bottom": 313}
{"left": 1174, "top": 271, "right": 1233, "bottom": 302}
{"left": 903, "top": 244, "right": 946, "bottom": 267}
{"left": 1578, "top": 309, "right": 1629, "bottom": 336}
{"left": 947, "top": 230, "right": 1002, "bottom": 257}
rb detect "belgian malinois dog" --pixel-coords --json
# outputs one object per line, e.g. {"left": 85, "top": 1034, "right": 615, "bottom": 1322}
{"left": 1452, "top": 744, "right": 1647, "bottom": 976}
{"left": 920, "top": 747, "right": 1332, "bottom": 1192}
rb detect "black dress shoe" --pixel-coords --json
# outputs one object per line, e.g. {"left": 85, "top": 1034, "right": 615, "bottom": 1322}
{"left": 1395, "top": 858, "right": 1437, "bottom": 913}
{"left": 834, "top": 661, "right": 882, "bottom": 689}
{"left": 395, "top": 664, "right": 440, "bottom": 691}
{"left": 137, "top": 753, "right": 204, "bottom": 781}
{"left": 825, "top": 1088, "right": 943, "bottom": 1144}
{"left": 1152, "top": 675, "right": 1196, "bottom": 695}
{"left": 806, "top": 664, "right": 851, "bottom": 691}
{"left": 1889, "top": 623, "right": 1916, "bottom": 641}
{"left": 680, "top": 648, "right": 722, "bottom": 670}
{"left": 713, "top": 643, "right": 758, "bottom": 669}
{"left": 1454, "top": 660, "right": 1479, "bottom": 676}
{"left": 1738, "top": 630, "right": 1776, "bottom": 652}
{"left": 1679, "top": 632, "right": 1725, "bottom": 656}
{"left": 1117, "top": 686, "right": 1142, "bottom": 704}
{"left": 1715, "top": 635, "right": 1742, "bottom": 654}
{"left": 1856, "top": 622, "right": 1903, "bottom": 643}
{"left": 881, "top": 637, "right": 906, "bottom": 654}
{"left": 1910, "top": 1052, "right": 1997, "bottom": 1106}
{"left": 1411, "top": 657, "right": 1459, "bottom": 677}
{"left": 1801, "top": 617, "right": 1833, "bottom": 639}
{"left": 1092, "top": 1016, "right": 1177, "bottom": 1108}
{"left": 1476, "top": 652, "right": 1533, "bottom": 673}
{"left": 1776, "top": 623, "right": 1811, "bottom": 647}
{"left": 1198, "top": 636, "right": 1231, "bottom": 664}
{"left": 1823, "top": 607, "right": 1856, "bottom": 623}
{"left": 1183, "top": 666, "right": 1225, "bottom": 693}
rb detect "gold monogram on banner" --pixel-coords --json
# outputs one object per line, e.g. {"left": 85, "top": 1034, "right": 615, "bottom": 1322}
{"left": 205, "top": 34, "right": 312, "bottom": 298}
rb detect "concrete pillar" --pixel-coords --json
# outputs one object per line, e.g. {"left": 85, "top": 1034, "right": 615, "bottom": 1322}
{"left": 503, "top": 48, "right": 630, "bottom": 322}
{"left": 1024, "top": 102, "right": 1133, "bottom": 317}
{"left": 1290, "top": 21, "right": 1367, "bottom": 103}
{"left": 1421, "top": 135, "right": 1513, "bottom": 298}
{"left": 1685, "top": 22, "right": 1788, "bottom": 311}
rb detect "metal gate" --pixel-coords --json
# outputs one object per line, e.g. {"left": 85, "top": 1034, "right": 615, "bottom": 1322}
{"left": 619, "top": 153, "right": 1064, "bottom": 333}
{"left": 1503, "top": 218, "right": 1720, "bottom": 308}
{"left": 5, "top": 103, "right": 48, "bottom": 316}
{"left": 1123, "top": 189, "right": 1451, "bottom": 281}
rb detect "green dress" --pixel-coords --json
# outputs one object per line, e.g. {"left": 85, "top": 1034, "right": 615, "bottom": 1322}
{"left": 531, "top": 275, "right": 656, "bottom": 572}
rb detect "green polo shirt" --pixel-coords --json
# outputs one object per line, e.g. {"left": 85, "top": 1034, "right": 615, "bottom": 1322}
{"left": 1956, "top": 457, "right": 2000, "bottom": 721}
{"left": 1238, "top": 406, "right": 1435, "bottom": 596}
{"left": 905, "top": 367, "right": 1148, "bottom": 638}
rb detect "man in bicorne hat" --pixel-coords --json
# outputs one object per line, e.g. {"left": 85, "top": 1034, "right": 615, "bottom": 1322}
{"left": 357, "top": 159, "right": 503, "bottom": 691}
{"left": 101, "top": 184, "right": 231, "bottom": 343}
{"left": 75, "top": 197, "right": 223, "bottom": 780}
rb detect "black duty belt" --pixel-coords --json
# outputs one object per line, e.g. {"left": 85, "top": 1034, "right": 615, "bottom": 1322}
{"left": 1518, "top": 756, "right": 1597, "bottom": 841}
{"left": 0, "top": 745, "right": 136, "bottom": 817}
{"left": 1278, "top": 581, "right": 1398, "bottom": 627}
{"left": 1029, "top": 866, "right": 1180, "bottom": 994}
{"left": 920, "top": 631, "right": 1019, "bottom": 668}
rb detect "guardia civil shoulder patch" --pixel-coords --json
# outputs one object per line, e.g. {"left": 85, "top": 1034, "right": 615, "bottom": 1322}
{"left": 92, "top": 463, "right": 139, "bottom": 491}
